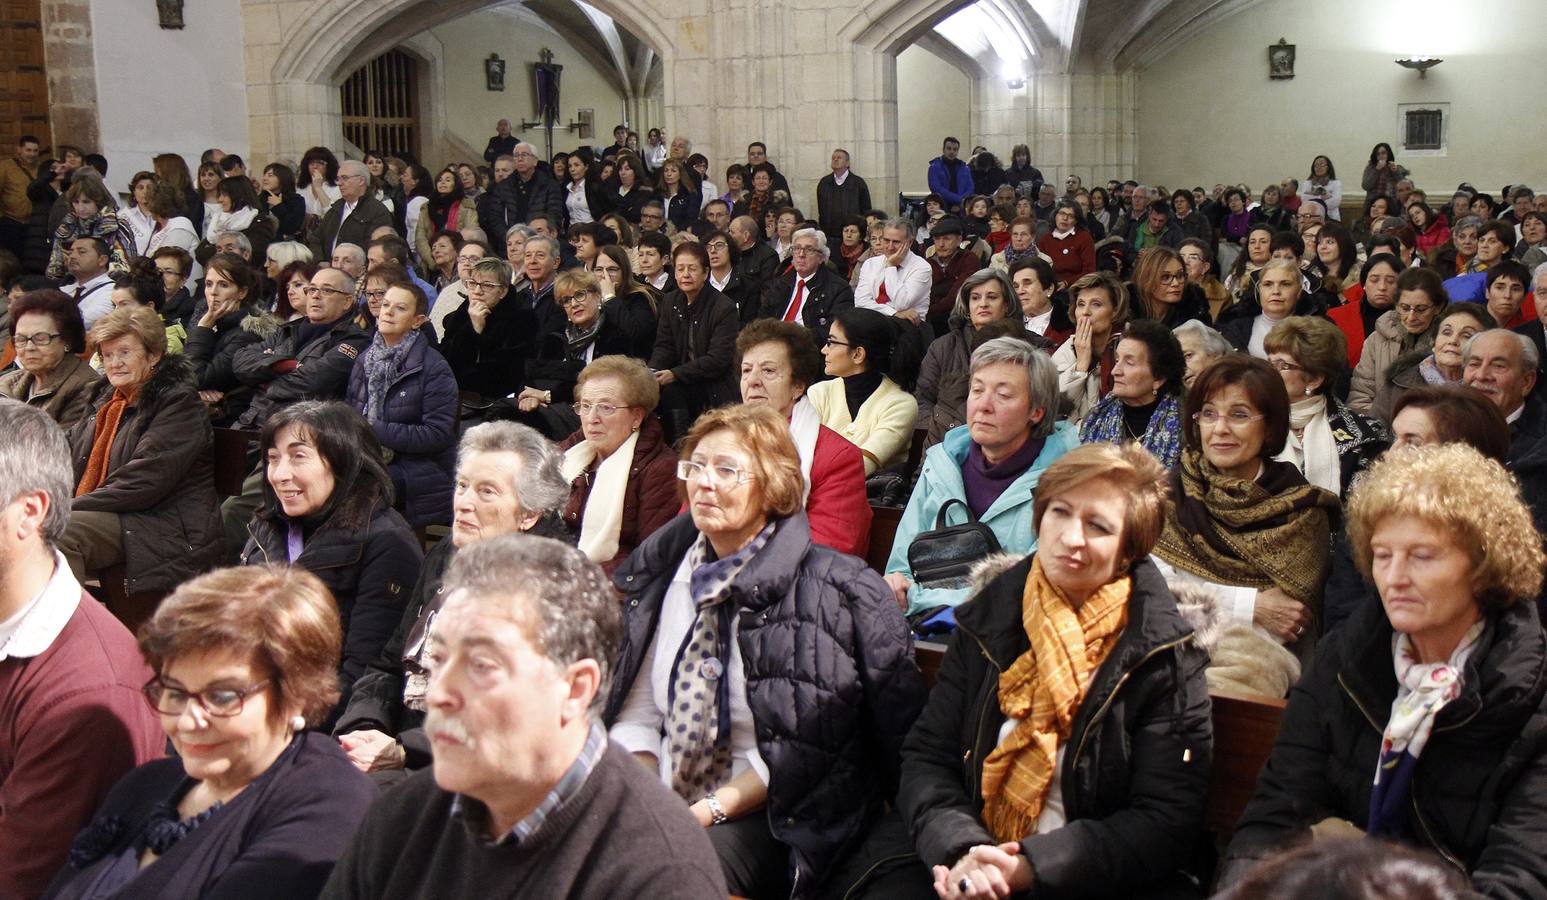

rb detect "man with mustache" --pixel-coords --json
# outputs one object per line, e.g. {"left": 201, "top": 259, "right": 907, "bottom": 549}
{"left": 321, "top": 535, "right": 726, "bottom": 899}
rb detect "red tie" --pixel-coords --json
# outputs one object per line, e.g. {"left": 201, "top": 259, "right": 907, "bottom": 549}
{"left": 876, "top": 278, "right": 890, "bottom": 305}
{"left": 783, "top": 278, "right": 806, "bottom": 322}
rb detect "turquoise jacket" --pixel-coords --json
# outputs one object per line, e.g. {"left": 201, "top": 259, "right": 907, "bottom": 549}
{"left": 885, "top": 421, "right": 1079, "bottom": 614}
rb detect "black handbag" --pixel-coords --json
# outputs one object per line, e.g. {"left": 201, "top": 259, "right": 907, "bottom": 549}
{"left": 907, "top": 498, "right": 1001, "bottom": 590}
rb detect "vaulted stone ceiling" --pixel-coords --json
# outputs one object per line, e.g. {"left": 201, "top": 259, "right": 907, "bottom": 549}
{"left": 925, "top": 0, "right": 1269, "bottom": 78}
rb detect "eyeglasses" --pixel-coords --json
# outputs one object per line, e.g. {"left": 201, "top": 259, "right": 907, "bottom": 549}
{"left": 823, "top": 338, "right": 852, "bottom": 349}
{"left": 677, "top": 459, "right": 757, "bottom": 488}
{"left": 363, "top": 289, "right": 388, "bottom": 301}
{"left": 704, "top": 241, "right": 729, "bottom": 251}
{"left": 558, "top": 291, "right": 596, "bottom": 308}
{"left": 143, "top": 677, "right": 271, "bottom": 718}
{"left": 14, "top": 332, "right": 62, "bottom": 347}
{"left": 1267, "top": 359, "right": 1303, "bottom": 373}
{"left": 464, "top": 280, "right": 503, "bottom": 293}
{"left": 1396, "top": 304, "right": 1434, "bottom": 317}
{"left": 1193, "top": 409, "right": 1266, "bottom": 427}
{"left": 304, "top": 285, "right": 352, "bottom": 298}
{"left": 1159, "top": 271, "right": 1186, "bottom": 284}
{"left": 572, "top": 401, "right": 633, "bottom": 418}
{"left": 792, "top": 246, "right": 822, "bottom": 256}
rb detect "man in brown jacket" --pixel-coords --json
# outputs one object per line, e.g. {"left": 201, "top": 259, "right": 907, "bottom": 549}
{"left": 0, "top": 135, "right": 40, "bottom": 258}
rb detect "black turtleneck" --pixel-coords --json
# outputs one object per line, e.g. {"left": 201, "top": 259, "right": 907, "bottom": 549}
{"left": 842, "top": 369, "right": 885, "bottom": 419}
{"left": 1121, "top": 398, "right": 1159, "bottom": 439}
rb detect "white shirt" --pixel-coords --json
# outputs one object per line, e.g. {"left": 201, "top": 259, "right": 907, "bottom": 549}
{"left": 783, "top": 275, "right": 811, "bottom": 320}
{"left": 709, "top": 270, "right": 731, "bottom": 292}
{"left": 1152, "top": 557, "right": 1260, "bottom": 628}
{"left": 853, "top": 251, "right": 932, "bottom": 318}
{"left": 0, "top": 553, "right": 82, "bottom": 661}
{"left": 566, "top": 180, "right": 593, "bottom": 224}
{"left": 609, "top": 553, "right": 771, "bottom": 790}
{"left": 833, "top": 170, "right": 849, "bottom": 187}
{"left": 646, "top": 271, "right": 669, "bottom": 291}
{"left": 698, "top": 180, "right": 719, "bottom": 210}
{"left": 1024, "top": 308, "right": 1053, "bottom": 336}
{"left": 71, "top": 272, "right": 115, "bottom": 329}
{"left": 429, "top": 280, "right": 466, "bottom": 339}
{"left": 1248, "top": 314, "right": 1283, "bottom": 359}
{"left": 122, "top": 207, "right": 155, "bottom": 256}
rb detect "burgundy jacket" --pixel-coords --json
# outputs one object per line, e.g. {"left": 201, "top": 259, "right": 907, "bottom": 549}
{"left": 559, "top": 415, "right": 681, "bottom": 575}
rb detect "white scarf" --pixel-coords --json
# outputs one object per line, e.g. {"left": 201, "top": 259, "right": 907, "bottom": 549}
{"left": 561, "top": 428, "right": 640, "bottom": 565}
{"left": 1278, "top": 395, "right": 1339, "bottom": 494}
{"left": 205, "top": 206, "right": 258, "bottom": 242}
{"left": 789, "top": 397, "right": 820, "bottom": 504}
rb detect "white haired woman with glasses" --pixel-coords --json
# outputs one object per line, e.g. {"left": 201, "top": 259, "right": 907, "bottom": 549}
{"left": 604, "top": 403, "right": 924, "bottom": 898}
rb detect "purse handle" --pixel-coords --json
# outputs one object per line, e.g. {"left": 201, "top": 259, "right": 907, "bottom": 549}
{"left": 933, "top": 497, "right": 981, "bottom": 529}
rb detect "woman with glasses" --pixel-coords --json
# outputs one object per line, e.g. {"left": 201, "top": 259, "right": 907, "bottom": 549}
{"left": 550, "top": 355, "right": 678, "bottom": 573}
{"left": 593, "top": 243, "right": 658, "bottom": 360}
{"left": 0, "top": 288, "right": 96, "bottom": 428}
{"left": 46, "top": 566, "right": 376, "bottom": 900}
{"left": 808, "top": 307, "right": 920, "bottom": 476}
{"left": 1152, "top": 355, "right": 1339, "bottom": 652}
{"left": 1349, "top": 264, "right": 1444, "bottom": 416}
{"left": 1376, "top": 299, "right": 1494, "bottom": 425}
{"left": 604, "top": 403, "right": 924, "bottom": 899}
{"left": 1130, "top": 245, "right": 1207, "bottom": 328}
{"left": 1265, "top": 317, "right": 1390, "bottom": 498}
{"left": 509, "top": 269, "right": 636, "bottom": 439}
{"left": 345, "top": 281, "right": 458, "bottom": 529}
{"left": 702, "top": 229, "right": 758, "bottom": 326}
{"left": 58, "top": 306, "right": 222, "bottom": 607}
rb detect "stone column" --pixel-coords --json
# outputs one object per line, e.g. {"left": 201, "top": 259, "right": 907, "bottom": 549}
{"left": 40, "top": 0, "right": 98, "bottom": 150}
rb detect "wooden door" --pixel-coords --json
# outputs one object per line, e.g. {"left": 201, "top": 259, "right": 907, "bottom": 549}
{"left": 0, "top": 0, "right": 49, "bottom": 150}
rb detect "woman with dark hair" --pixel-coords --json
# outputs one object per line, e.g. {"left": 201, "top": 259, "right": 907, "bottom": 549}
{"left": 121, "top": 170, "right": 158, "bottom": 256}
{"left": 151, "top": 245, "right": 197, "bottom": 325}
{"left": 1008, "top": 255, "right": 1073, "bottom": 345}
{"left": 45, "top": 176, "right": 135, "bottom": 279}
{"left": 0, "top": 288, "right": 95, "bottom": 427}
{"left": 1361, "top": 141, "right": 1409, "bottom": 201}
{"left": 1352, "top": 193, "right": 1393, "bottom": 250}
{"left": 1303, "top": 153, "right": 1342, "bottom": 220}
{"left": 399, "top": 164, "right": 431, "bottom": 250}
{"left": 809, "top": 306, "right": 920, "bottom": 475}
{"left": 1221, "top": 187, "right": 1253, "bottom": 246}
{"left": 1327, "top": 253, "right": 1404, "bottom": 369}
{"left": 273, "top": 259, "right": 316, "bottom": 321}
{"left": 153, "top": 152, "right": 203, "bottom": 236}
{"left": 363, "top": 150, "right": 401, "bottom": 217}
{"left": 1310, "top": 221, "right": 1360, "bottom": 293}
{"left": 702, "top": 228, "right": 757, "bottom": 324}
{"left": 1408, "top": 200, "right": 1451, "bottom": 259}
{"left": 562, "top": 152, "right": 611, "bottom": 229}
{"left": 196, "top": 162, "right": 223, "bottom": 229}
{"left": 916, "top": 268, "right": 1033, "bottom": 449}
{"left": 186, "top": 254, "right": 284, "bottom": 425}
{"left": 199, "top": 175, "right": 276, "bottom": 266}
{"left": 1172, "top": 188, "right": 1211, "bottom": 242}
{"left": 647, "top": 241, "right": 739, "bottom": 433}
{"left": 239, "top": 400, "right": 423, "bottom": 714}
{"left": 260, "top": 163, "right": 306, "bottom": 242}
{"left": 1088, "top": 186, "right": 1114, "bottom": 232}
{"left": 1035, "top": 199, "right": 1096, "bottom": 286}
{"left": 1221, "top": 445, "right": 1547, "bottom": 893}
{"left": 1151, "top": 355, "right": 1340, "bottom": 649}
{"left": 1350, "top": 265, "right": 1443, "bottom": 415}
{"left": 141, "top": 183, "right": 201, "bottom": 282}
{"left": 1390, "top": 384, "right": 1511, "bottom": 460}
{"left": 1131, "top": 245, "right": 1207, "bottom": 328}
{"left": 297, "top": 147, "right": 341, "bottom": 219}
{"left": 108, "top": 257, "right": 185, "bottom": 354}
{"left": 1004, "top": 144, "right": 1042, "bottom": 199}
{"left": 1265, "top": 317, "right": 1390, "bottom": 497}
{"left": 1218, "top": 838, "right": 1470, "bottom": 900}
{"left": 836, "top": 214, "right": 868, "bottom": 279}
{"left": 593, "top": 243, "right": 658, "bottom": 359}
{"left": 44, "top": 566, "right": 376, "bottom": 900}
{"left": 1248, "top": 184, "right": 1293, "bottom": 233}
{"left": 413, "top": 169, "right": 477, "bottom": 271}
{"left": 655, "top": 159, "right": 702, "bottom": 233}
{"left": 1225, "top": 223, "right": 1275, "bottom": 301}
{"left": 968, "top": 150, "right": 1006, "bottom": 197}
{"left": 607, "top": 150, "right": 653, "bottom": 224}
{"left": 1078, "top": 318, "right": 1186, "bottom": 468}
{"left": 1517, "top": 210, "right": 1547, "bottom": 270}
{"left": 1376, "top": 301, "right": 1494, "bottom": 425}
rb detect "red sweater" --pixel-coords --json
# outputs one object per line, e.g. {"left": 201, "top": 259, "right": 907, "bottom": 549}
{"left": 1036, "top": 229, "right": 1096, "bottom": 286}
{"left": 808, "top": 426, "right": 872, "bottom": 558}
{"left": 0, "top": 588, "right": 163, "bottom": 898}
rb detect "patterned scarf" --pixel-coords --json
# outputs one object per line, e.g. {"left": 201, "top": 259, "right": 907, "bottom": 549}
{"left": 360, "top": 329, "right": 419, "bottom": 424}
{"left": 1003, "top": 243, "right": 1038, "bottom": 268}
{"left": 1368, "top": 620, "right": 1486, "bottom": 838}
{"left": 980, "top": 556, "right": 1130, "bottom": 843}
{"left": 76, "top": 387, "right": 135, "bottom": 496}
{"left": 1153, "top": 450, "right": 1339, "bottom": 607}
{"left": 1078, "top": 394, "right": 1183, "bottom": 469}
{"left": 565, "top": 316, "right": 603, "bottom": 359}
{"left": 665, "top": 522, "right": 776, "bottom": 800}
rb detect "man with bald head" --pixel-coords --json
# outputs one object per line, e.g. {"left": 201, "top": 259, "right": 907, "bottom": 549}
{"left": 308, "top": 158, "right": 394, "bottom": 260}
{"left": 1465, "top": 327, "right": 1547, "bottom": 538}
{"left": 729, "top": 214, "right": 780, "bottom": 289}
{"left": 221, "top": 264, "right": 372, "bottom": 553}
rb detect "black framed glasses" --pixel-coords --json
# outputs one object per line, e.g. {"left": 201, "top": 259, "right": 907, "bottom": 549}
{"left": 14, "top": 332, "right": 62, "bottom": 348}
{"left": 143, "top": 677, "right": 271, "bottom": 718}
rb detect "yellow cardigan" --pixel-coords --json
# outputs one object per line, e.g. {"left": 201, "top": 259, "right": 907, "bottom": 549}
{"left": 807, "top": 375, "right": 919, "bottom": 475}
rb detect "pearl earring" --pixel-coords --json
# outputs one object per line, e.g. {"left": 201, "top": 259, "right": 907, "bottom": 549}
{"left": 1305, "top": 386, "right": 1313, "bottom": 397}
{"left": 290, "top": 715, "right": 307, "bottom": 732}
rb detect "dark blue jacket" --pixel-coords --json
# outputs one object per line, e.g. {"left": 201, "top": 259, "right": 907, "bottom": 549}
{"left": 345, "top": 335, "right": 458, "bottom": 528}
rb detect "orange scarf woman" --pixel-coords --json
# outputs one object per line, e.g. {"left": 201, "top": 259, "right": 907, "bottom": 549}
{"left": 846, "top": 443, "right": 1213, "bottom": 900}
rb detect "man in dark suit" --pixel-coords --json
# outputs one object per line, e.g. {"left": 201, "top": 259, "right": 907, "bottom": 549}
{"left": 759, "top": 227, "right": 854, "bottom": 347}
{"left": 307, "top": 159, "right": 392, "bottom": 260}
{"left": 815, "top": 148, "right": 871, "bottom": 251}
{"left": 731, "top": 215, "right": 780, "bottom": 289}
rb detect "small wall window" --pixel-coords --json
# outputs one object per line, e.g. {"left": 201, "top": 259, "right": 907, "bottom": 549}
{"left": 1397, "top": 103, "right": 1448, "bottom": 157}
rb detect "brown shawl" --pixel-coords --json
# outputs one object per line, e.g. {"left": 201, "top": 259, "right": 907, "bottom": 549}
{"left": 1153, "top": 449, "right": 1338, "bottom": 606}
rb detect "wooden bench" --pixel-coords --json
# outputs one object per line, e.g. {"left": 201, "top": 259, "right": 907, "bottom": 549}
{"left": 1203, "top": 689, "right": 1286, "bottom": 836}
{"left": 213, "top": 427, "right": 260, "bottom": 497}
{"left": 865, "top": 505, "right": 903, "bottom": 576}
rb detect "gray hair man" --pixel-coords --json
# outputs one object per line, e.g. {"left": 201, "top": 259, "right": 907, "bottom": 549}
{"left": 319, "top": 534, "right": 727, "bottom": 898}
{"left": 762, "top": 227, "right": 854, "bottom": 342}
{"left": 0, "top": 400, "right": 162, "bottom": 896}
{"left": 307, "top": 158, "right": 393, "bottom": 261}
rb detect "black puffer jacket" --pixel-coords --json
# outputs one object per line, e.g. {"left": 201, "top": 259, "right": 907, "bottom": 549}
{"left": 603, "top": 512, "right": 926, "bottom": 897}
{"left": 240, "top": 501, "right": 422, "bottom": 714}
{"left": 182, "top": 305, "right": 283, "bottom": 425}
{"left": 67, "top": 355, "right": 223, "bottom": 594}
{"left": 1221, "top": 594, "right": 1547, "bottom": 897}
{"left": 898, "top": 554, "right": 1213, "bottom": 898}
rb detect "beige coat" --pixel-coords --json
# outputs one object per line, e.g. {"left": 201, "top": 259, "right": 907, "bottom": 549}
{"left": 0, "top": 353, "right": 101, "bottom": 431}
{"left": 1349, "top": 309, "right": 1430, "bottom": 417}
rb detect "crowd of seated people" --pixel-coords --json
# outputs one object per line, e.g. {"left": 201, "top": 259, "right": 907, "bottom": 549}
{"left": 2, "top": 130, "right": 1547, "bottom": 900}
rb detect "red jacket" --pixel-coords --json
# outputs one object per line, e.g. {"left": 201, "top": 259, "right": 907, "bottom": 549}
{"left": 1327, "top": 301, "right": 1371, "bottom": 368}
{"left": 0, "top": 587, "right": 164, "bottom": 897}
{"left": 808, "top": 425, "right": 872, "bottom": 557}
{"left": 1037, "top": 229, "right": 1096, "bottom": 286}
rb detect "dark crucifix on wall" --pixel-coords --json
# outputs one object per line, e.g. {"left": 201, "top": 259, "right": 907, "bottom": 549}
{"left": 157, "top": 0, "right": 185, "bottom": 29}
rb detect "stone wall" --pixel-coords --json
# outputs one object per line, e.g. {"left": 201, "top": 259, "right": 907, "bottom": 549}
{"left": 41, "top": 0, "right": 97, "bottom": 151}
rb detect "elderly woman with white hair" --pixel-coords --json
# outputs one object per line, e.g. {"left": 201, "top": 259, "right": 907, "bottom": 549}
{"left": 1173, "top": 319, "right": 1233, "bottom": 390}
{"left": 884, "top": 337, "right": 1079, "bottom": 614}
{"left": 331, "top": 421, "right": 574, "bottom": 783}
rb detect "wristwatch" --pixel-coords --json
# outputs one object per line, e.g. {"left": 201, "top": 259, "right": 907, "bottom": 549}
{"left": 704, "top": 792, "right": 729, "bottom": 825}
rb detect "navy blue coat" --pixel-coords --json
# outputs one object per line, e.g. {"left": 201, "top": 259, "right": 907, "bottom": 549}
{"left": 345, "top": 335, "right": 458, "bottom": 528}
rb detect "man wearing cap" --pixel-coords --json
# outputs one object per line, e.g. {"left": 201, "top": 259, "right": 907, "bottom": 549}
{"left": 925, "top": 216, "right": 983, "bottom": 335}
